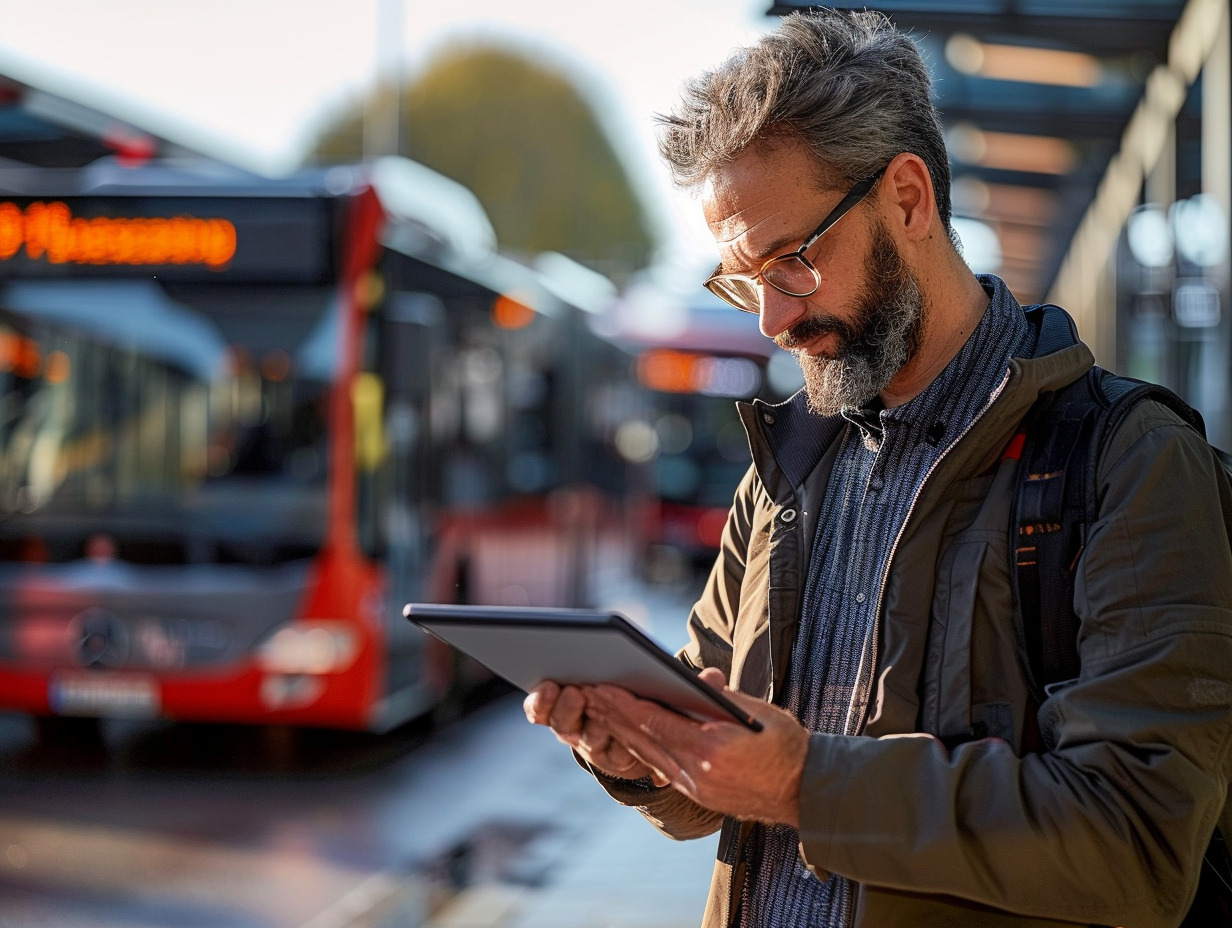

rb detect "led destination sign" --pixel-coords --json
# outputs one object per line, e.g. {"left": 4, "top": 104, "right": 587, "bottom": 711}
{"left": 0, "top": 195, "right": 336, "bottom": 284}
{"left": 0, "top": 201, "right": 237, "bottom": 268}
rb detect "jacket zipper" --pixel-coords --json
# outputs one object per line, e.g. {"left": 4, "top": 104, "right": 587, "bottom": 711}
{"left": 842, "top": 368, "right": 1012, "bottom": 735}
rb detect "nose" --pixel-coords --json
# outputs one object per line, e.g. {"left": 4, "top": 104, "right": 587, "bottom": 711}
{"left": 758, "top": 286, "right": 808, "bottom": 340}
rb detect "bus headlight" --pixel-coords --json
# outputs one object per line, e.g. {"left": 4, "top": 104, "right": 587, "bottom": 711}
{"left": 257, "top": 622, "right": 359, "bottom": 674}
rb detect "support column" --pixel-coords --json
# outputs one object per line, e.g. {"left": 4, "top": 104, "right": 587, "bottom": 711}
{"left": 1201, "top": 0, "right": 1231, "bottom": 446}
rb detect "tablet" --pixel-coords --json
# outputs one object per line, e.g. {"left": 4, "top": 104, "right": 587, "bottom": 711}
{"left": 403, "top": 603, "right": 762, "bottom": 731}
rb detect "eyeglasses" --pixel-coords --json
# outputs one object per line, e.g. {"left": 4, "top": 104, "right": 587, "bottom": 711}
{"left": 703, "top": 165, "right": 889, "bottom": 314}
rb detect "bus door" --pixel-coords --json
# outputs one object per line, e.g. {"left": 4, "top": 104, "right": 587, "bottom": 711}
{"left": 366, "top": 288, "right": 444, "bottom": 704}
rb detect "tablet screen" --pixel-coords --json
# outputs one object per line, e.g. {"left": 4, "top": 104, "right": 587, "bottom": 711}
{"left": 404, "top": 603, "right": 761, "bottom": 731}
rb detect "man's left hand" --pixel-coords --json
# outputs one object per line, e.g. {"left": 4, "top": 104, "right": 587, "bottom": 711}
{"left": 582, "top": 668, "right": 809, "bottom": 827}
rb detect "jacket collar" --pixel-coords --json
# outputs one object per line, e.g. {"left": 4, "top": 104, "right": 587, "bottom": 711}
{"left": 737, "top": 276, "right": 1094, "bottom": 498}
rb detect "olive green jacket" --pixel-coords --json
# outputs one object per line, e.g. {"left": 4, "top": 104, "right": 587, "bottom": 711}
{"left": 595, "top": 295, "right": 1232, "bottom": 927}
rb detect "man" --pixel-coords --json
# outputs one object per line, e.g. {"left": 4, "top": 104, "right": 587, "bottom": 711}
{"left": 525, "top": 9, "right": 1232, "bottom": 926}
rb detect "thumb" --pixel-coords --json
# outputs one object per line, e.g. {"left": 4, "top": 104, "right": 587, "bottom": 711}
{"left": 714, "top": 683, "right": 778, "bottom": 720}
{"left": 695, "top": 668, "right": 778, "bottom": 727}
{"left": 697, "top": 666, "right": 728, "bottom": 690}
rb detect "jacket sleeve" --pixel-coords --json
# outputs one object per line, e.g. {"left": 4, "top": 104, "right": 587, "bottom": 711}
{"left": 795, "top": 402, "right": 1232, "bottom": 927}
{"left": 680, "top": 464, "right": 761, "bottom": 679}
{"left": 587, "top": 464, "right": 763, "bottom": 840}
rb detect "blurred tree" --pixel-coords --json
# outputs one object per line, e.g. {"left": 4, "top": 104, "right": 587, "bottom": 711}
{"left": 309, "top": 45, "right": 658, "bottom": 278}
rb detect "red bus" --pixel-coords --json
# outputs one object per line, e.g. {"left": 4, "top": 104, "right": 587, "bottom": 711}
{"left": 604, "top": 269, "right": 804, "bottom": 581}
{"left": 0, "top": 155, "right": 646, "bottom": 731}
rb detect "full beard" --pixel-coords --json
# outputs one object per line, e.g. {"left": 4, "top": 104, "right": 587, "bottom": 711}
{"left": 777, "top": 219, "right": 925, "bottom": 417}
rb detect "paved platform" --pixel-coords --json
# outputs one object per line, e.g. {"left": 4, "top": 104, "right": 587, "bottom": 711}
{"left": 419, "top": 575, "right": 717, "bottom": 928}
{"left": 424, "top": 784, "right": 717, "bottom": 928}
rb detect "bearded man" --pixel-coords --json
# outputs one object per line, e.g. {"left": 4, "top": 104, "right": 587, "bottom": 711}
{"left": 526, "top": 9, "right": 1232, "bottom": 927}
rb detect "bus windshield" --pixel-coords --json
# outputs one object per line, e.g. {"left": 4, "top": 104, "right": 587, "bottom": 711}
{"left": 0, "top": 278, "right": 335, "bottom": 565}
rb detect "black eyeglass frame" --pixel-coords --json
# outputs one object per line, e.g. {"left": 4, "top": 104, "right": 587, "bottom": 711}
{"left": 703, "top": 164, "right": 890, "bottom": 314}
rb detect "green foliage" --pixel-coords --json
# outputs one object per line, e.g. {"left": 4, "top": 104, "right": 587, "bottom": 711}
{"left": 309, "top": 45, "right": 658, "bottom": 277}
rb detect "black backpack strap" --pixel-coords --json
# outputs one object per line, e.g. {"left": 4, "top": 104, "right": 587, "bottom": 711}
{"left": 1009, "top": 368, "right": 1205, "bottom": 701}
{"left": 1010, "top": 370, "right": 1100, "bottom": 700}
{"left": 1010, "top": 366, "right": 1232, "bottom": 922}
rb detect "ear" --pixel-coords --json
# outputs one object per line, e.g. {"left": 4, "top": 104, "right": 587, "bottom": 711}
{"left": 878, "top": 152, "right": 936, "bottom": 242}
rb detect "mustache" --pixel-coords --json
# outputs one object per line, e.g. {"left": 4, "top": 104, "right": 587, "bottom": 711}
{"left": 775, "top": 313, "right": 855, "bottom": 352}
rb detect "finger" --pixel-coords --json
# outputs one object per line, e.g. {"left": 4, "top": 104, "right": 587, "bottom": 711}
{"left": 697, "top": 667, "right": 728, "bottom": 690}
{"left": 581, "top": 694, "right": 673, "bottom": 762}
{"left": 713, "top": 685, "right": 779, "bottom": 722}
{"left": 584, "top": 684, "right": 743, "bottom": 800}
{"left": 548, "top": 684, "right": 587, "bottom": 742}
{"left": 627, "top": 745, "right": 696, "bottom": 798}
{"left": 584, "top": 740, "right": 645, "bottom": 778}
{"left": 523, "top": 681, "right": 561, "bottom": 725}
{"left": 592, "top": 741, "right": 646, "bottom": 778}
{"left": 583, "top": 686, "right": 696, "bottom": 789}
{"left": 588, "top": 683, "right": 716, "bottom": 750}
{"left": 577, "top": 721, "right": 613, "bottom": 757}
{"left": 568, "top": 713, "right": 650, "bottom": 779}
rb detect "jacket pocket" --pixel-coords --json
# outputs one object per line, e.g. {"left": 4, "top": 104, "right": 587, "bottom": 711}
{"left": 924, "top": 526, "right": 1023, "bottom": 745}
{"left": 923, "top": 536, "right": 989, "bottom": 740}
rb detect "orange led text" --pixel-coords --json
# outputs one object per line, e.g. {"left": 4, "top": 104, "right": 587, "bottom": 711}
{"left": 0, "top": 201, "right": 237, "bottom": 268}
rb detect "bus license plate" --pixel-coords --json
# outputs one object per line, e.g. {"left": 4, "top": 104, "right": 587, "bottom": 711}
{"left": 49, "top": 672, "right": 160, "bottom": 718}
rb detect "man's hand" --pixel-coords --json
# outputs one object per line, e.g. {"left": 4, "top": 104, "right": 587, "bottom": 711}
{"left": 583, "top": 668, "right": 809, "bottom": 827}
{"left": 523, "top": 680, "right": 667, "bottom": 784}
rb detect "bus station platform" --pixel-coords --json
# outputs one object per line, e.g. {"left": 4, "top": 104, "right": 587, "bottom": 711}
{"left": 421, "top": 732, "right": 717, "bottom": 928}
{"left": 410, "top": 578, "right": 717, "bottom": 928}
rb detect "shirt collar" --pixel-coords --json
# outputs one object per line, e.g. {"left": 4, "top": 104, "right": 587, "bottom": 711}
{"left": 841, "top": 277, "right": 1029, "bottom": 447}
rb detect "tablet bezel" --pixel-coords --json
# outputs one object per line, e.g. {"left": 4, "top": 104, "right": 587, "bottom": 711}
{"left": 403, "top": 603, "right": 762, "bottom": 731}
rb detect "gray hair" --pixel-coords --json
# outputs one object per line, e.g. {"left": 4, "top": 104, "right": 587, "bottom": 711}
{"left": 657, "top": 9, "right": 953, "bottom": 231}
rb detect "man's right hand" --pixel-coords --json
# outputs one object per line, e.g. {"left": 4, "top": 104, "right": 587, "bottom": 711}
{"left": 523, "top": 680, "right": 666, "bottom": 784}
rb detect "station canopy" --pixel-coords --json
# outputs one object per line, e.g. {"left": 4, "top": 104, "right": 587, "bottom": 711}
{"left": 766, "top": 0, "right": 1192, "bottom": 304}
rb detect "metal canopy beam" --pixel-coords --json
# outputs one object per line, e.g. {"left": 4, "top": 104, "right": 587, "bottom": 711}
{"left": 769, "top": 3, "right": 1182, "bottom": 55}
{"left": 764, "top": 0, "right": 1191, "bottom": 304}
